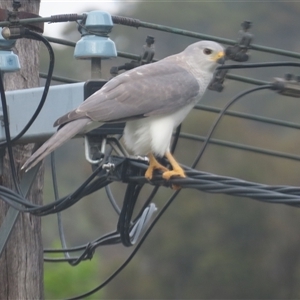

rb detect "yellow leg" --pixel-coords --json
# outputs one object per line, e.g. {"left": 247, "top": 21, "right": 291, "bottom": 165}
{"left": 145, "top": 153, "right": 169, "bottom": 180}
{"left": 162, "top": 151, "right": 186, "bottom": 180}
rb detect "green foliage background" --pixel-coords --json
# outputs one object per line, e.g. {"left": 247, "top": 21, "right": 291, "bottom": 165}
{"left": 44, "top": 243, "right": 103, "bottom": 299}
{"left": 41, "top": 1, "right": 300, "bottom": 299}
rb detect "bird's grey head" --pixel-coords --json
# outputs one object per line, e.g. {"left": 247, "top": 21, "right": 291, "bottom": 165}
{"left": 183, "top": 40, "right": 225, "bottom": 72}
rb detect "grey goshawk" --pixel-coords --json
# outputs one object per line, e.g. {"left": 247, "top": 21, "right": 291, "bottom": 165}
{"left": 22, "top": 40, "right": 224, "bottom": 181}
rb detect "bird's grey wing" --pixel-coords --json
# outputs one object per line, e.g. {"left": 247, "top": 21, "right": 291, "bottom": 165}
{"left": 22, "top": 118, "right": 91, "bottom": 171}
{"left": 54, "top": 60, "right": 200, "bottom": 127}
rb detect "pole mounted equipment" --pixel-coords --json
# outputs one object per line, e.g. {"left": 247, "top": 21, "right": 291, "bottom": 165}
{"left": 225, "top": 20, "right": 253, "bottom": 62}
{"left": 74, "top": 11, "right": 119, "bottom": 163}
{"left": 0, "top": 29, "right": 20, "bottom": 72}
{"left": 110, "top": 35, "right": 156, "bottom": 77}
{"left": 74, "top": 10, "right": 117, "bottom": 59}
{"left": 0, "top": 7, "right": 44, "bottom": 33}
{"left": 209, "top": 21, "right": 253, "bottom": 92}
{"left": 273, "top": 73, "right": 300, "bottom": 98}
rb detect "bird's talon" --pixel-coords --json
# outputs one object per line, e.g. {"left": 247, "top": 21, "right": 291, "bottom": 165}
{"left": 145, "top": 153, "right": 169, "bottom": 181}
{"left": 162, "top": 170, "right": 186, "bottom": 180}
{"left": 171, "top": 184, "right": 182, "bottom": 190}
{"left": 145, "top": 169, "right": 153, "bottom": 180}
{"left": 162, "top": 170, "right": 185, "bottom": 190}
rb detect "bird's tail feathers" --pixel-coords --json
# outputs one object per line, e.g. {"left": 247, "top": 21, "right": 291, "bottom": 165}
{"left": 22, "top": 118, "right": 91, "bottom": 171}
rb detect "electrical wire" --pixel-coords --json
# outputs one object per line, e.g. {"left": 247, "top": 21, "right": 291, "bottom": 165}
{"left": 2, "top": 13, "right": 300, "bottom": 59}
{"left": 192, "top": 84, "right": 274, "bottom": 168}
{"left": 51, "top": 152, "right": 71, "bottom": 260}
{"left": 65, "top": 197, "right": 175, "bottom": 300}
{"left": 5, "top": 29, "right": 55, "bottom": 146}
{"left": 0, "top": 22, "right": 53, "bottom": 197}
{"left": 64, "top": 84, "right": 295, "bottom": 297}
{"left": 0, "top": 161, "right": 111, "bottom": 215}
{"left": 63, "top": 84, "right": 285, "bottom": 299}
{"left": 217, "top": 61, "right": 300, "bottom": 70}
{"left": 0, "top": 29, "right": 55, "bottom": 147}
{"left": 0, "top": 73, "right": 21, "bottom": 194}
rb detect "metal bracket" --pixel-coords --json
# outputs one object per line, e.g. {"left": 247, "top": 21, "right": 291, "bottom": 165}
{"left": 208, "top": 68, "right": 228, "bottom": 92}
{"left": 84, "top": 135, "right": 106, "bottom": 164}
{"left": 104, "top": 156, "right": 147, "bottom": 182}
{"left": 226, "top": 21, "right": 253, "bottom": 62}
{"left": 110, "top": 35, "right": 155, "bottom": 77}
{"left": 273, "top": 74, "right": 300, "bottom": 98}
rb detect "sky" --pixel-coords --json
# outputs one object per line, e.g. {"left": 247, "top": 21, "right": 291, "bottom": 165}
{"left": 40, "top": 0, "right": 121, "bottom": 38}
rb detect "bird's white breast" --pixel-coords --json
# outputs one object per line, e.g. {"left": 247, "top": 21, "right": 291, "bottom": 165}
{"left": 123, "top": 103, "right": 195, "bottom": 157}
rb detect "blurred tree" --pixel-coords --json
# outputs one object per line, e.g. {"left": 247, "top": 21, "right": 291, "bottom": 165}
{"left": 44, "top": 241, "right": 104, "bottom": 299}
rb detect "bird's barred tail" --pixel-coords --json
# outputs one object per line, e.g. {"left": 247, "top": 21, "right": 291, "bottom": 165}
{"left": 22, "top": 118, "right": 90, "bottom": 171}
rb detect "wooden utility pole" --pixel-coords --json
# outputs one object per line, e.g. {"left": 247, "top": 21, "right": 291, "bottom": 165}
{"left": 0, "top": 1, "right": 44, "bottom": 299}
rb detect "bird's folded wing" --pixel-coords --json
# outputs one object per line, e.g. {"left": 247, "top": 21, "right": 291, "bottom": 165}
{"left": 54, "top": 60, "right": 200, "bottom": 127}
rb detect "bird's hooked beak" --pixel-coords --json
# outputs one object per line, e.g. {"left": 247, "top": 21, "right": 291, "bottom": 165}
{"left": 214, "top": 51, "right": 225, "bottom": 64}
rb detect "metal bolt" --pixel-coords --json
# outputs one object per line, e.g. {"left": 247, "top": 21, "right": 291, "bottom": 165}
{"left": 1, "top": 28, "right": 11, "bottom": 40}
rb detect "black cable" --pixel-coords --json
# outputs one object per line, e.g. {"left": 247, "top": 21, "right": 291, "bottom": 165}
{"left": 102, "top": 119, "right": 181, "bottom": 231}
{"left": 103, "top": 139, "right": 122, "bottom": 215}
{"left": 64, "top": 84, "right": 280, "bottom": 299}
{"left": 65, "top": 188, "right": 180, "bottom": 300}
{"left": 51, "top": 152, "right": 71, "bottom": 261}
{"left": 44, "top": 230, "right": 120, "bottom": 255}
{"left": 217, "top": 61, "right": 300, "bottom": 70}
{"left": 105, "top": 185, "right": 121, "bottom": 215}
{"left": 44, "top": 231, "right": 121, "bottom": 264}
{"left": 0, "top": 30, "right": 53, "bottom": 196}
{"left": 132, "top": 185, "right": 160, "bottom": 223}
{"left": 118, "top": 183, "right": 143, "bottom": 247}
{"left": 65, "top": 121, "right": 183, "bottom": 300}
{"left": 0, "top": 73, "right": 22, "bottom": 194}
{"left": 3, "top": 154, "right": 300, "bottom": 213}
{"left": 192, "top": 84, "right": 274, "bottom": 168}
{"left": 0, "top": 29, "right": 54, "bottom": 147}
{"left": 103, "top": 123, "right": 182, "bottom": 249}
{"left": 0, "top": 162, "right": 111, "bottom": 215}
{"left": 43, "top": 122, "right": 180, "bottom": 286}
{"left": 38, "top": 171, "right": 110, "bottom": 216}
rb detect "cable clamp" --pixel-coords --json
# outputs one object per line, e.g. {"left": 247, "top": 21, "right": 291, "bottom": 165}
{"left": 273, "top": 74, "right": 300, "bottom": 98}
{"left": 105, "top": 156, "right": 147, "bottom": 182}
{"left": 102, "top": 162, "right": 115, "bottom": 172}
{"left": 110, "top": 35, "right": 155, "bottom": 77}
{"left": 226, "top": 21, "right": 253, "bottom": 62}
{"left": 208, "top": 68, "right": 228, "bottom": 92}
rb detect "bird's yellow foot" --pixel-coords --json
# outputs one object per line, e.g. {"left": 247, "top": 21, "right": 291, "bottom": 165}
{"left": 145, "top": 153, "right": 169, "bottom": 180}
{"left": 163, "top": 151, "right": 186, "bottom": 189}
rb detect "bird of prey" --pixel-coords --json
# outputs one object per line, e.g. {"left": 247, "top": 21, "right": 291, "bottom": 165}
{"left": 22, "top": 40, "right": 224, "bottom": 181}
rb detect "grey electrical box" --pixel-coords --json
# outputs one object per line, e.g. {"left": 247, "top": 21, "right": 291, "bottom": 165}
{"left": 0, "top": 82, "right": 85, "bottom": 143}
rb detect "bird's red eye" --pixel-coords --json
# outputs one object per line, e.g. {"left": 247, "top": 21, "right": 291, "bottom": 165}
{"left": 203, "top": 48, "right": 213, "bottom": 55}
